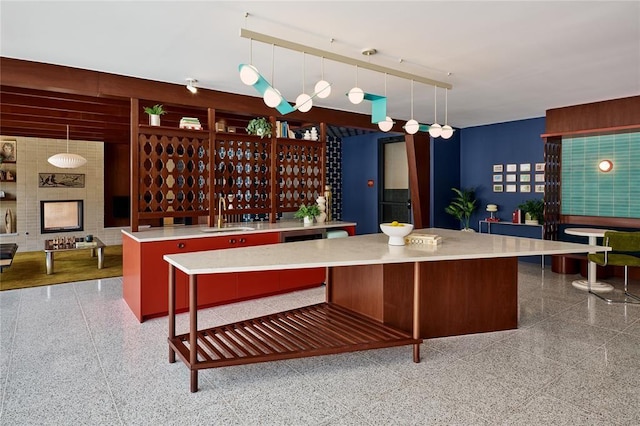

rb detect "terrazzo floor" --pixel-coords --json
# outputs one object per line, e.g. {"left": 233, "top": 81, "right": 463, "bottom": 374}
{"left": 1, "top": 262, "right": 639, "bottom": 425}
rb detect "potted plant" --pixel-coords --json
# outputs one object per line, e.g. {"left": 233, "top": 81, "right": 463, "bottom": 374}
{"left": 445, "top": 187, "right": 478, "bottom": 231}
{"left": 518, "top": 198, "right": 544, "bottom": 225}
{"left": 294, "top": 203, "right": 321, "bottom": 225}
{"left": 143, "top": 104, "right": 166, "bottom": 126}
{"left": 246, "top": 117, "right": 272, "bottom": 138}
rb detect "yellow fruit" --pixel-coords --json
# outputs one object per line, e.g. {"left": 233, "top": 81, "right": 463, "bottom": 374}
{"left": 391, "top": 221, "right": 399, "bottom": 226}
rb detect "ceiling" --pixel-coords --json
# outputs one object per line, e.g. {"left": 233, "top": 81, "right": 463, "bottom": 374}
{"left": 1, "top": 1, "right": 639, "bottom": 132}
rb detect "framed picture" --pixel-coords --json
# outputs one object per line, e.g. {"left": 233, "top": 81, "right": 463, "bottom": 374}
{"left": 520, "top": 184, "right": 531, "bottom": 193}
{"left": 493, "top": 164, "right": 503, "bottom": 173}
{"left": 535, "top": 184, "right": 545, "bottom": 193}
{"left": 520, "top": 163, "right": 531, "bottom": 172}
{"left": 535, "top": 163, "right": 545, "bottom": 172}
{"left": 506, "top": 184, "right": 517, "bottom": 193}
{"left": 520, "top": 174, "right": 531, "bottom": 182}
{"left": 493, "top": 174, "right": 503, "bottom": 183}
{"left": 0, "top": 140, "right": 17, "bottom": 162}
{"left": 534, "top": 173, "right": 545, "bottom": 182}
{"left": 506, "top": 174, "right": 517, "bottom": 182}
{"left": 493, "top": 184, "right": 504, "bottom": 192}
{"left": 3, "top": 170, "right": 15, "bottom": 181}
{"left": 506, "top": 164, "right": 517, "bottom": 172}
{"left": 38, "top": 173, "right": 85, "bottom": 188}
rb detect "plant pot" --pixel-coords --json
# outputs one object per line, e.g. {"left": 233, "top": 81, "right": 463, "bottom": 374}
{"left": 461, "top": 227, "right": 475, "bottom": 232}
{"left": 149, "top": 114, "right": 161, "bottom": 126}
{"left": 525, "top": 219, "right": 539, "bottom": 225}
{"left": 303, "top": 216, "right": 314, "bottom": 226}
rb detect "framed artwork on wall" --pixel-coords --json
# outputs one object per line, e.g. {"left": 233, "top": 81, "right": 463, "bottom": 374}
{"left": 493, "top": 164, "right": 503, "bottom": 172}
{"left": 506, "top": 174, "right": 517, "bottom": 182}
{"left": 535, "top": 184, "right": 545, "bottom": 193}
{"left": 535, "top": 173, "right": 545, "bottom": 182}
{"left": 535, "top": 163, "right": 545, "bottom": 172}
{"left": 520, "top": 163, "right": 531, "bottom": 172}
{"left": 493, "top": 174, "right": 503, "bottom": 183}
{"left": 38, "top": 173, "right": 85, "bottom": 188}
{"left": 0, "top": 140, "right": 16, "bottom": 163}
{"left": 506, "top": 184, "right": 517, "bottom": 193}
{"left": 493, "top": 184, "right": 504, "bottom": 192}
{"left": 506, "top": 164, "right": 517, "bottom": 172}
{"left": 520, "top": 174, "right": 531, "bottom": 182}
{"left": 520, "top": 184, "right": 531, "bottom": 193}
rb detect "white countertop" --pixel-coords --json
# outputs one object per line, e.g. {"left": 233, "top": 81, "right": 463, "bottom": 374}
{"left": 121, "top": 220, "right": 356, "bottom": 243}
{"left": 164, "top": 228, "right": 610, "bottom": 275}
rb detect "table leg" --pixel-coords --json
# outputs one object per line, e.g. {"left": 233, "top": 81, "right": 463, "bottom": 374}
{"left": 168, "top": 264, "right": 176, "bottom": 364}
{"left": 46, "top": 252, "right": 54, "bottom": 275}
{"left": 189, "top": 274, "right": 198, "bottom": 392}
{"left": 97, "top": 247, "right": 104, "bottom": 269}
{"left": 412, "top": 262, "right": 421, "bottom": 363}
{"left": 571, "top": 235, "right": 613, "bottom": 293}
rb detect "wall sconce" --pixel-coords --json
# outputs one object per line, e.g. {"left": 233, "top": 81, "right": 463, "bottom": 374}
{"left": 598, "top": 159, "right": 613, "bottom": 172}
{"left": 186, "top": 78, "right": 198, "bottom": 94}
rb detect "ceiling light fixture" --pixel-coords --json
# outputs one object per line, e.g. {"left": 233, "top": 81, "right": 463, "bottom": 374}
{"left": 429, "top": 85, "right": 442, "bottom": 138}
{"left": 295, "top": 52, "right": 313, "bottom": 113}
{"left": 378, "top": 73, "right": 393, "bottom": 132}
{"left": 314, "top": 56, "right": 331, "bottom": 99}
{"left": 47, "top": 125, "right": 87, "bottom": 169}
{"left": 263, "top": 44, "right": 283, "bottom": 108}
{"left": 347, "top": 65, "right": 364, "bottom": 104}
{"left": 239, "top": 38, "right": 260, "bottom": 86}
{"left": 441, "top": 88, "right": 454, "bottom": 139}
{"left": 404, "top": 80, "right": 419, "bottom": 135}
{"left": 186, "top": 78, "right": 198, "bottom": 94}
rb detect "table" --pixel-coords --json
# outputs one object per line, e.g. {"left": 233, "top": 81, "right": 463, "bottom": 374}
{"left": 164, "top": 228, "right": 609, "bottom": 392}
{"left": 478, "top": 220, "right": 545, "bottom": 268}
{"left": 44, "top": 237, "right": 105, "bottom": 275}
{"left": 564, "top": 228, "right": 614, "bottom": 293}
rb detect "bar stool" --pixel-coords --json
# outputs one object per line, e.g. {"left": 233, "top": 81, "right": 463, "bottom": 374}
{"left": 587, "top": 231, "right": 640, "bottom": 304}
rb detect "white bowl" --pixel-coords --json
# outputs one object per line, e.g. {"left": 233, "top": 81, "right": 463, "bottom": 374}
{"left": 379, "top": 223, "right": 414, "bottom": 246}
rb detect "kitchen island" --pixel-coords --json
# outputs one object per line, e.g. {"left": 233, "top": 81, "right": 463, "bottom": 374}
{"left": 164, "top": 228, "right": 609, "bottom": 392}
{"left": 122, "top": 221, "right": 355, "bottom": 321}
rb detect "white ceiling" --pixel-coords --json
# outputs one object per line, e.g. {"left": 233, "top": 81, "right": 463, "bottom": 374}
{"left": 1, "top": 1, "right": 639, "bottom": 129}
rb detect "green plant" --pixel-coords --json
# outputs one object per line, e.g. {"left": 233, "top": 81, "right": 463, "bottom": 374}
{"left": 246, "top": 117, "right": 272, "bottom": 138}
{"left": 518, "top": 198, "right": 544, "bottom": 223}
{"left": 143, "top": 104, "right": 166, "bottom": 115}
{"left": 294, "top": 203, "right": 320, "bottom": 219}
{"left": 445, "top": 187, "right": 477, "bottom": 229}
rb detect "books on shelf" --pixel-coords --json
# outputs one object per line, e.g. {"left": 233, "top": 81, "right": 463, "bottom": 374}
{"left": 179, "top": 117, "right": 202, "bottom": 130}
{"left": 275, "top": 121, "right": 294, "bottom": 138}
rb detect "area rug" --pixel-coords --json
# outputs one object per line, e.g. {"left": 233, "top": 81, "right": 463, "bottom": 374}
{"left": 0, "top": 245, "right": 122, "bottom": 291}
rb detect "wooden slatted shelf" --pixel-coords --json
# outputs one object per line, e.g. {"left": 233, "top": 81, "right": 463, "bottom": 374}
{"left": 169, "top": 302, "right": 421, "bottom": 370}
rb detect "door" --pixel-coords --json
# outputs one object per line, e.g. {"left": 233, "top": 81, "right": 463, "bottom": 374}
{"left": 379, "top": 136, "right": 411, "bottom": 224}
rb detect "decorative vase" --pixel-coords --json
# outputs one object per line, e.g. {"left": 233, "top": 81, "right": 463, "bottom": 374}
{"left": 149, "top": 114, "right": 161, "bottom": 126}
{"left": 316, "top": 196, "right": 326, "bottom": 223}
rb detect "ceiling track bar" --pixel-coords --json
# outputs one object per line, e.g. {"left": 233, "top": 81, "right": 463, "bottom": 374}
{"left": 240, "top": 28, "right": 452, "bottom": 90}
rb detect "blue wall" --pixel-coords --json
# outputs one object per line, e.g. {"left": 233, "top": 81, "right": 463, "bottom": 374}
{"left": 459, "top": 117, "right": 546, "bottom": 230}
{"left": 431, "top": 131, "right": 461, "bottom": 229}
{"left": 342, "top": 132, "right": 387, "bottom": 235}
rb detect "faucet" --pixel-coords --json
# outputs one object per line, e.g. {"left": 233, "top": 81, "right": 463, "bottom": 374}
{"left": 217, "top": 196, "right": 227, "bottom": 228}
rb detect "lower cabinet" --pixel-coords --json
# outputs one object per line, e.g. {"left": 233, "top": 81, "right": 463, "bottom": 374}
{"left": 124, "top": 230, "right": 329, "bottom": 322}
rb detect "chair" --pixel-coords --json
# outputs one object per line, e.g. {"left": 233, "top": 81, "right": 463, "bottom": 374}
{"left": 588, "top": 231, "right": 640, "bottom": 304}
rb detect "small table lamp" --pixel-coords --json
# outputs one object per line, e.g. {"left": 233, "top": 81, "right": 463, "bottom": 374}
{"left": 486, "top": 204, "right": 498, "bottom": 221}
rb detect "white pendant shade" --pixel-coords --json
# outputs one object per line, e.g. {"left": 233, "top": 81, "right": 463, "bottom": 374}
{"left": 378, "top": 116, "right": 394, "bottom": 132}
{"left": 441, "top": 125, "right": 454, "bottom": 139}
{"left": 347, "top": 87, "right": 364, "bottom": 104}
{"left": 429, "top": 123, "right": 442, "bottom": 138}
{"left": 314, "top": 80, "right": 331, "bottom": 98}
{"left": 263, "top": 87, "right": 282, "bottom": 108}
{"left": 239, "top": 64, "right": 260, "bottom": 86}
{"left": 48, "top": 153, "right": 87, "bottom": 169}
{"left": 405, "top": 119, "right": 419, "bottom": 135}
{"left": 295, "top": 93, "right": 313, "bottom": 112}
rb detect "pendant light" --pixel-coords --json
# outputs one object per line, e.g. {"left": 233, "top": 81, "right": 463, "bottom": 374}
{"left": 378, "top": 73, "right": 393, "bottom": 132}
{"left": 239, "top": 38, "right": 260, "bottom": 86}
{"left": 404, "top": 80, "right": 419, "bottom": 135}
{"left": 295, "top": 52, "right": 313, "bottom": 112}
{"left": 48, "top": 125, "right": 87, "bottom": 169}
{"left": 263, "top": 44, "right": 283, "bottom": 108}
{"left": 441, "top": 88, "right": 454, "bottom": 139}
{"left": 347, "top": 65, "right": 364, "bottom": 104}
{"left": 314, "top": 56, "right": 331, "bottom": 99}
{"left": 429, "top": 85, "right": 442, "bottom": 138}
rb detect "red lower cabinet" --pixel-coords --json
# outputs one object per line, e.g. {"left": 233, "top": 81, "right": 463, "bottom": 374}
{"left": 237, "top": 271, "right": 280, "bottom": 299}
{"left": 279, "top": 267, "right": 326, "bottom": 291}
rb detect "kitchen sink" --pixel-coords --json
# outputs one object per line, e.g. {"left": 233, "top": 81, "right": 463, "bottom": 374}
{"left": 200, "top": 226, "right": 255, "bottom": 233}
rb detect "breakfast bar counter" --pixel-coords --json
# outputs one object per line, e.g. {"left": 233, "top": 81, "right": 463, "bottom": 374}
{"left": 164, "top": 228, "right": 609, "bottom": 392}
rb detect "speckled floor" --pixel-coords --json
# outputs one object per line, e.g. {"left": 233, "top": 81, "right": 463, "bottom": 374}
{"left": 1, "top": 262, "right": 639, "bottom": 425}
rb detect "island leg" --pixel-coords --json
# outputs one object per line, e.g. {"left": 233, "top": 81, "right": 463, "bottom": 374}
{"left": 168, "top": 264, "right": 176, "bottom": 363}
{"left": 413, "top": 262, "right": 421, "bottom": 363}
{"left": 189, "top": 274, "right": 198, "bottom": 393}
